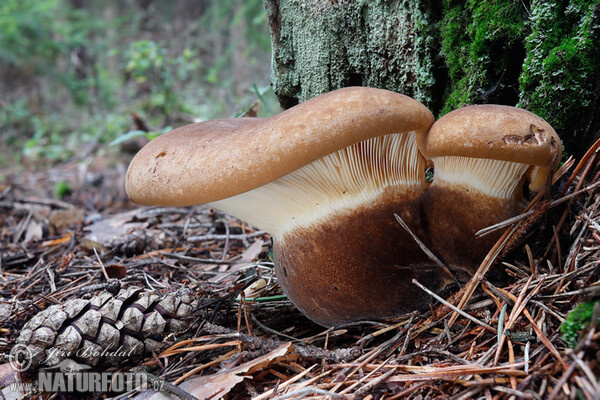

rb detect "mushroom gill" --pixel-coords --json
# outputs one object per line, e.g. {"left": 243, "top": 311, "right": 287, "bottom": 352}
{"left": 212, "top": 131, "right": 426, "bottom": 236}
{"left": 432, "top": 156, "right": 531, "bottom": 200}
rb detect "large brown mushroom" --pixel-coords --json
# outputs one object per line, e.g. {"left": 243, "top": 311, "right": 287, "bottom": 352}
{"left": 126, "top": 87, "right": 452, "bottom": 326}
{"left": 418, "top": 105, "right": 561, "bottom": 275}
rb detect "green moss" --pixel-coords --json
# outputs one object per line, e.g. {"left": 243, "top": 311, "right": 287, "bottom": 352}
{"left": 54, "top": 181, "right": 72, "bottom": 199}
{"left": 267, "top": 0, "right": 600, "bottom": 155}
{"left": 437, "top": 0, "right": 599, "bottom": 154}
{"left": 519, "top": 1, "right": 600, "bottom": 146}
{"left": 561, "top": 300, "right": 599, "bottom": 348}
{"left": 440, "top": 0, "right": 526, "bottom": 113}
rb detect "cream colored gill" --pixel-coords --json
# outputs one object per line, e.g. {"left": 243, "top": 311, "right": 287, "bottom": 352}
{"left": 432, "top": 156, "right": 530, "bottom": 199}
{"left": 211, "top": 132, "right": 426, "bottom": 237}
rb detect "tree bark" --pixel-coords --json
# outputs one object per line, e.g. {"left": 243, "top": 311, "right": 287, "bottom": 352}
{"left": 263, "top": 0, "right": 600, "bottom": 156}
{"left": 263, "top": 0, "right": 439, "bottom": 110}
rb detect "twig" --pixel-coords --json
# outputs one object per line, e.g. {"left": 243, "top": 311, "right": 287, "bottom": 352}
{"left": 13, "top": 210, "right": 32, "bottom": 244}
{"left": 491, "top": 385, "right": 534, "bottom": 398}
{"left": 560, "top": 136, "right": 600, "bottom": 196}
{"left": 494, "top": 285, "right": 567, "bottom": 369}
{"left": 547, "top": 360, "right": 578, "bottom": 400}
{"left": 201, "top": 322, "right": 360, "bottom": 363}
{"left": 412, "top": 279, "right": 496, "bottom": 333}
{"left": 448, "top": 225, "right": 516, "bottom": 328}
{"left": 252, "top": 365, "right": 319, "bottom": 400}
{"left": 476, "top": 180, "right": 600, "bottom": 237}
{"left": 142, "top": 371, "right": 199, "bottom": 400}
{"left": 94, "top": 247, "right": 110, "bottom": 280}
{"left": 251, "top": 315, "right": 300, "bottom": 342}
{"left": 339, "top": 356, "right": 394, "bottom": 394}
{"left": 187, "top": 231, "right": 267, "bottom": 242}
{"left": 395, "top": 313, "right": 417, "bottom": 358}
{"left": 534, "top": 284, "right": 600, "bottom": 300}
{"left": 388, "top": 382, "right": 429, "bottom": 399}
{"left": 356, "top": 314, "right": 414, "bottom": 345}
{"left": 330, "top": 347, "right": 383, "bottom": 393}
{"left": 271, "top": 387, "right": 349, "bottom": 400}
{"left": 353, "top": 364, "right": 398, "bottom": 397}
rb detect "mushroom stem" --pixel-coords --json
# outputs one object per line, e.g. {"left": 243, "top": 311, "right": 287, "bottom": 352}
{"left": 421, "top": 157, "right": 531, "bottom": 275}
{"left": 212, "top": 131, "right": 452, "bottom": 325}
{"left": 274, "top": 186, "right": 451, "bottom": 326}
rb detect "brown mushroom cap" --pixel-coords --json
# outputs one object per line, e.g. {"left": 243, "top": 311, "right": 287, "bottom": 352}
{"left": 419, "top": 105, "right": 561, "bottom": 166}
{"left": 125, "top": 87, "right": 445, "bottom": 327}
{"left": 418, "top": 104, "right": 561, "bottom": 275}
{"left": 126, "top": 87, "right": 434, "bottom": 207}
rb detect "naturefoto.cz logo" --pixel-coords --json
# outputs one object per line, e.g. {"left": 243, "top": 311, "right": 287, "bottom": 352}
{"left": 8, "top": 344, "right": 162, "bottom": 394}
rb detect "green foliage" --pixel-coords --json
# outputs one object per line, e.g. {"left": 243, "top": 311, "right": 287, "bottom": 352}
{"left": 0, "top": 0, "right": 63, "bottom": 67}
{"left": 0, "top": 0, "right": 106, "bottom": 99}
{"left": 54, "top": 181, "right": 72, "bottom": 199}
{"left": 21, "top": 111, "right": 131, "bottom": 162}
{"left": 202, "top": 0, "right": 270, "bottom": 86}
{"left": 0, "top": 0, "right": 273, "bottom": 164}
{"left": 124, "top": 40, "right": 199, "bottom": 123}
{"left": 22, "top": 114, "right": 73, "bottom": 161}
{"left": 561, "top": 300, "right": 599, "bottom": 348}
{"left": 437, "top": 0, "right": 600, "bottom": 154}
{"left": 0, "top": 0, "right": 122, "bottom": 160}
{"left": 0, "top": 99, "right": 32, "bottom": 145}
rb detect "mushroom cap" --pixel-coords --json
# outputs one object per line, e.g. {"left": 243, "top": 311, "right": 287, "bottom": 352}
{"left": 126, "top": 87, "right": 434, "bottom": 207}
{"left": 419, "top": 105, "right": 561, "bottom": 167}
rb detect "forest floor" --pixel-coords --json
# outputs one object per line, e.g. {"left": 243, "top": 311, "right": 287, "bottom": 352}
{"left": 0, "top": 143, "right": 599, "bottom": 399}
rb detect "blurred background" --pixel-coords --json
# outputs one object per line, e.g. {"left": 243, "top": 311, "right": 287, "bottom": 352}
{"left": 0, "top": 0, "right": 278, "bottom": 166}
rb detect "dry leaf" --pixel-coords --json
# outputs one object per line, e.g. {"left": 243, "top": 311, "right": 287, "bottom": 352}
{"left": 23, "top": 220, "right": 44, "bottom": 243}
{"left": 242, "top": 278, "right": 267, "bottom": 299}
{"left": 83, "top": 209, "right": 147, "bottom": 246}
{"left": 228, "top": 239, "right": 265, "bottom": 272}
{"left": 133, "top": 342, "right": 293, "bottom": 400}
{"left": 0, "top": 363, "right": 18, "bottom": 388}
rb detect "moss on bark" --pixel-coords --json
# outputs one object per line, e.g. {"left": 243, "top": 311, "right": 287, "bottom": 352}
{"left": 519, "top": 1, "right": 600, "bottom": 156}
{"left": 263, "top": 0, "right": 437, "bottom": 109}
{"left": 440, "top": 0, "right": 526, "bottom": 112}
{"left": 264, "top": 0, "right": 600, "bottom": 155}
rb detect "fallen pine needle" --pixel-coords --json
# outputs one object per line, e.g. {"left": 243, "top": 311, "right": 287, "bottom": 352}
{"left": 385, "top": 363, "right": 527, "bottom": 382}
{"left": 252, "top": 365, "right": 318, "bottom": 400}
{"left": 412, "top": 279, "right": 497, "bottom": 334}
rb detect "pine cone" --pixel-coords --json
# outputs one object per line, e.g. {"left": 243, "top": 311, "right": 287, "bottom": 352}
{"left": 16, "top": 287, "right": 199, "bottom": 371}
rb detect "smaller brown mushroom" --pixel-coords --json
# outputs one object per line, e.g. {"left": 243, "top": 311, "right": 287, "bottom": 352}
{"left": 126, "top": 87, "right": 451, "bottom": 326}
{"left": 418, "top": 105, "right": 561, "bottom": 275}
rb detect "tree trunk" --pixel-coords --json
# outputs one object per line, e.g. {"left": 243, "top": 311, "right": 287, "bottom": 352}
{"left": 263, "top": 0, "right": 600, "bottom": 157}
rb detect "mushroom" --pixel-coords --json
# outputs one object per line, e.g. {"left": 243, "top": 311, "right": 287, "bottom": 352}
{"left": 417, "top": 105, "right": 561, "bottom": 275}
{"left": 126, "top": 87, "right": 452, "bottom": 326}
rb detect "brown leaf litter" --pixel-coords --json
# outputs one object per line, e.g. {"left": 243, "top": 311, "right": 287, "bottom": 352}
{"left": 0, "top": 144, "right": 599, "bottom": 399}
